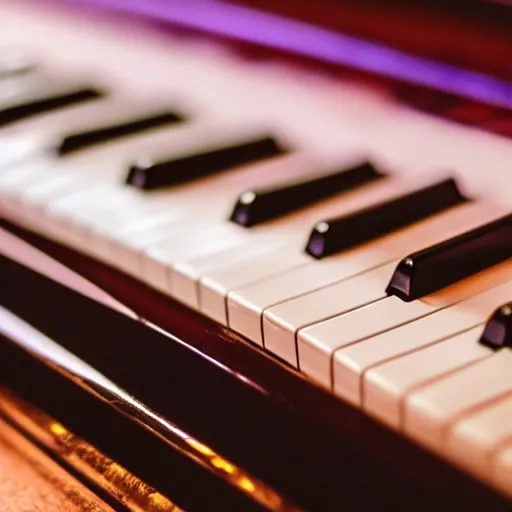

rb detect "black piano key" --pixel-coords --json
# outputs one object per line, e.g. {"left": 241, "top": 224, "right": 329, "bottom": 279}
{"left": 125, "top": 135, "right": 286, "bottom": 190}
{"left": 56, "top": 110, "right": 184, "bottom": 156}
{"left": 229, "top": 160, "right": 385, "bottom": 227}
{"left": 479, "top": 302, "right": 512, "bottom": 350}
{"left": 0, "top": 78, "right": 103, "bottom": 126}
{"left": 386, "top": 213, "right": 512, "bottom": 302}
{"left": 305, "top": 177, "right": 467, "bottom": 259}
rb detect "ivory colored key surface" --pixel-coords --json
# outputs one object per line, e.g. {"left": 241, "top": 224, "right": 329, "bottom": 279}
{"left": 0, "top": 120, "right": 209, "bottom": 221}
{"left": 263, "top": 261, "right": 397, "bottom": 366}
{"left": 139, "top": 155, "right": 388, "bottom": 294}
{"left": 227, "top": 201, "right": 505, "bottom": 346}
{"left": 104, "top": 212, "right": 224, "bottom": 276}
{"left": 9, "top": 124, "right": 281, "bottom": 252}
{"left": 94, "top": 207, "right": 232, "bottom": 268}
{"left": 334, "top": 272, "right": 512, "bottom": 407}
{"left": 0, "top": 161, "right": 69, "bottom": 219}
{"left": 172, "top": 239, "right": 288, "bottom": 307}
{"left": 170, "top": 164, "right": 395, "bottom": 308}
{"left": 82, "top": 140, "right": 307, "bottom": 254}
{"left": 446, "top": 394, "right": 512, "bottom": 481}
{"left": 206, "top": 176, "right": 473, "bottom": 330}
{"left": 200, "top": 246, "right": 310, "bottom": 324}
{"left": 363, "top": 327, "right": 492, "bottom": 429}
{"left": 5, "top": 170, "right": 116, "bottom": 234}
{"left": 0, "top": 50, "right": 34, "bottom": 79}
{"left": 404, "top": 349, "right": 512, "bottom": 451}
{"left": 6, "top": 120, "right": 272, "bottom": 213}
{"left": 115, "top": 154, "right": 324, "bottom": 279}
{"left": 297, "top": 296, "right": 436, "bottom": 389}
{"left": 42, "top": 184, "right": 141, "bottom": 246}
{"left": 493, "top": 444, "right": 512, "bottom": 498}
{"left": 170, "top": 155, "right": 388, "bottom": 304}
{"left": 143, "top": 223, "right": 252, "bottom": 293}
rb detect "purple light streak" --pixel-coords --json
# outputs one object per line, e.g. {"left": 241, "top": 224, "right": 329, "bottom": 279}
{"left": 68, "top": 0, "right": 512, "bottom": 108}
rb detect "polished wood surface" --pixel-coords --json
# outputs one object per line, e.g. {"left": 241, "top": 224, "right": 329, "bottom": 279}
{"left": 0, "top": 417, "right": 112, "bottom": 512}
{"left": 2, "top": 220, "right": 511, "bottom": 511}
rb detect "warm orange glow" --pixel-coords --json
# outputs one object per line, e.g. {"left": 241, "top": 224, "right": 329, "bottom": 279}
{"left": 185, "top": 438, "right": 215, "bottom": 456}
{"left": 238, "top": 476, "right": 256, "bottom": 493}
{"left": 49, "top": 422, "right": 68, "bottom": 436}
{"left": 211, "top": 456, "right": 235, "bottom": 474}
{"left": 0, "top": 386, "right": 293, "bottom": 511}
{"left": 147, "top": 491, "right": 176, "bottom": 510}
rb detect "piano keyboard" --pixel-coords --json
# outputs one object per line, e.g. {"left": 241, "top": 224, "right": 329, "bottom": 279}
{"left": 2, "top": 0, "right": 512, "bottom": 504}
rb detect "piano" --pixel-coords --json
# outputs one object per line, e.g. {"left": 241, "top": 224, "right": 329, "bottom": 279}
{"left": 2, "top": 0, "right": 512, "bottom": 509}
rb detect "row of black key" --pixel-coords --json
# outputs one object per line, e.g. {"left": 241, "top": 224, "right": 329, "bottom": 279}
{"left": 1, "top": 62, "right": 512, "bottom": 310}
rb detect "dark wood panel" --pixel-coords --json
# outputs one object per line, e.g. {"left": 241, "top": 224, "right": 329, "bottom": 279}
{"left": 0, "top": 288, "right": 273, "bottom": 512}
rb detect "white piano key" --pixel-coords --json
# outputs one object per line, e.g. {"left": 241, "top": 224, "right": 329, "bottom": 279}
{"left": 404, "top": 349, "right": 512, "bottom": 451}
{"left": 446, "top": 394, "right": 512, "bottom": 482}
{"left": 0, "top": 134, "right": 41, "bottom": 168}
{"left": 113, "top": 211, "right": 237, "bottom": 277}
{"left": 10, "top": 119, "right": 274, "bottom": 215}
{"left": 0, "top": 127, "right": 161, "bottom": 225}
{"left": 363, "top": 327, "right": 492, "bottom": 429}
{"left": 21, "top": 124, "right": 286, "bottom": 259}
{"left": 200, "top": 175, "right": 424, "bottom": 326}
{"left": 263, "top": 260, "right": 397, "bottom": 367}
{"left": 171, "top": 238, "right": 285, "bottom": 308}
{"left": 334, "top": 273, "right": 512, "bottom": 408}
{"left": 131, "top": 155, "right": 332, "bottom": 289}
{"left": 0, "top": 158, "right": 53, "bottom": 188}
{"left": 298, "top": 296, "right": 436, "bottom": 389}
{"left": 44, "top": 185, "right": 142, "bottom": 249}
{"left": 493, "top": 444, "right": 512, "bottom": 499}
{"left": 142, "top": 223, "right": 259, "bottom": 294}
{"left": 200, "top": 247, "right": 310, "bottom": 324}
{"left": 88, "top": 195, "right": 229, "bottom": 261}
{"left": 170, "top": 163, "right": 406, "bottom": 310}
{"left": 227, "top": 201, "right": 504, "bottom": 347}
{"left": 83, "top": 153, "right": 312, "bottom": 263}
{"left": 18, "top": 175, "right": 89, "bottom": 223}
{"left": 0, "top": 161, "right": 63, "bottom": 219}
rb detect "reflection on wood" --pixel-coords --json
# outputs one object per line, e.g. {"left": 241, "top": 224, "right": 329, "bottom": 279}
{"left": 0, "top": 415, "right": 112, "bottom": 512}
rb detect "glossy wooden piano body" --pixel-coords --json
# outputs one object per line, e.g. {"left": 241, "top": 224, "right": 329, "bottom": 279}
{"left": 2, "top": 0, "right": 512, "bottom": 510}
